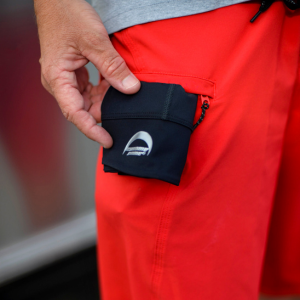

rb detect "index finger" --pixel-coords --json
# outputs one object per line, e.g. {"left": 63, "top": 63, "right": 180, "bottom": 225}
{"left": 69, "top": 108, "right": 113, "bottom": 148}
{"left": 53, "top": 70, "right": 113, "bottom": 147}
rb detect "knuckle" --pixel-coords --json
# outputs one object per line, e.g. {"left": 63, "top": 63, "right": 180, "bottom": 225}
{"left": 61, "top": 108, "right": 97, "bottom": 141}
{"left": 39, "top": 58, "right": 61, "bottom": 90}
{"left": 42, "top": 65, "right": 61, "bottom": 92}
{"left": 48, "top": 75, "right": 60, "bottom": 91}
{"left": 102, "top": 55, "right": 126, "bottom": 78}
{"left": 62, "top": 110, "right": 71, "bottom": 122}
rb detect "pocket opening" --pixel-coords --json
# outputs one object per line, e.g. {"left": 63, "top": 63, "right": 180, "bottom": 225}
{"left": 133, "top": 71, "right": 216, "bottom": 99}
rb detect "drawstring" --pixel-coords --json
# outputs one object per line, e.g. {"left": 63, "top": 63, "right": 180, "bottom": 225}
{"left": 250, "top": 0, "right": 299, "bottom": 22}
{"left": 193, "top": 100, "right": 209, "bottom": 131}
{"left": 250, "top": 0, "right": 274, "bottom": 22}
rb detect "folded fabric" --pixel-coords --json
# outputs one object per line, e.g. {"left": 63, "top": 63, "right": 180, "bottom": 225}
{"left": 101, "top": 81, "right": 198, "bottom": 185}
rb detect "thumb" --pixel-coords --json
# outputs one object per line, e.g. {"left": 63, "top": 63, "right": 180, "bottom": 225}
{"left": 83, "top": 33, "right": 141, "bottom": 94}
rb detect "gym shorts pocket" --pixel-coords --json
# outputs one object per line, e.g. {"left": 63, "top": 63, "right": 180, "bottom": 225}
{"left": 101, "top": 81, "right": 199, "bottom": 186}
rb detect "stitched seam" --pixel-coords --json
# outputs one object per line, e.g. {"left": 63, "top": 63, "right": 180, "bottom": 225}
{"left": 135, "top": 71, "right": 216, "bottom": 99}
{"left": 151, "top": 186, "right": 176, "bottom": 299}
{"left": 121, "top": 29, "right": 141, "bottom": 72}
{"left": 134, "top": 71, "right": 216, "bottom": 85}
{"left": 102, "top": 114, "right": 193, "bottom": 130}
{"left": 213, "top": 80, "right": 216, "bottom": 100}
{"left": 102, "top": 112, "right": 191, "bottom": 122}
{"left": 124, "top": 28, "right": 146, "bottom": 71}
{"left": 116, "top": 28, "right": 140, "bottom": 73}
{"left": 162, "top": 84, "right": 174, "bottom": 120}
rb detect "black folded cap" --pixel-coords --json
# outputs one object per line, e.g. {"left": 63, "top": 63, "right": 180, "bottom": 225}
{"left": 101, "top": 81, "right": 198, "bottom": 185}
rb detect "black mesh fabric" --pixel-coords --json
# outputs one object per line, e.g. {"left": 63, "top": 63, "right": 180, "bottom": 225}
{"left": 101, "top": 82, "right": 198, "bottom": 185}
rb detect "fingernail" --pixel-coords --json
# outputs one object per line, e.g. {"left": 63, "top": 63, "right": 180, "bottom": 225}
{"left": 122, "top": 74, "right": 139, "bottom": 89}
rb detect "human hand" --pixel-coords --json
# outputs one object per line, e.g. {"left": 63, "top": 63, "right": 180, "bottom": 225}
{"left": 34, "top": 0, "right": 140, "bottom": 148}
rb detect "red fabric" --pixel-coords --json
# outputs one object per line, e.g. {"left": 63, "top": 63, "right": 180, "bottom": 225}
{"left": 261, "top": 64, "right": 300, "bottom": 295}
{"left": 95, "top": 2, "right": 300, "bottom": 299}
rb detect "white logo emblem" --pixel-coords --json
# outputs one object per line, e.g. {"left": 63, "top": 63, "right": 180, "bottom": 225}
{"left": 123, "top": 131, "right": 153, "bottom": 156}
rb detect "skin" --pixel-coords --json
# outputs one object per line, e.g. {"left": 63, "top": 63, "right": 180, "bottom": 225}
{"left": 34, "top": 0, "right": 141, "bottom": 148}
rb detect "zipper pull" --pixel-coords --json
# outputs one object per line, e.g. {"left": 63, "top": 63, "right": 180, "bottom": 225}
{"left": 193, "top": 95, "right": 210, "bottom": 131}
{"left": 250, "top": 0, "right": 275, "bottom": 23}
{"left": 200, "top": 95, "right": 210, "bottom": 107}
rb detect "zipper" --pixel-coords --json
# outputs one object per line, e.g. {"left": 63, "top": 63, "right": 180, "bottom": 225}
{"left": 193, "top": 95, "right": 210, "bottom": 131}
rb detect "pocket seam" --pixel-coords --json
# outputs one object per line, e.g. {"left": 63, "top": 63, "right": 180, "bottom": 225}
{"left": 134, "top": 71, "right": 216, "bottom": 99}
{"left": 123, "top": 28, "right": 146, "bottom": 72}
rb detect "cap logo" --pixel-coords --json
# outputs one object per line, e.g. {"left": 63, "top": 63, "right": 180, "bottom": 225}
{"left": 123, "top": 131, "right": 153, "bottom": 156}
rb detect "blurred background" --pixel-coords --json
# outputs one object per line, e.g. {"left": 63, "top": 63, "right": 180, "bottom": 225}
{"left": 0, "top": 1, "right": 299, "bottom": 300}
{"left": 0, "top": 0, "right": 100, "bottom": 299}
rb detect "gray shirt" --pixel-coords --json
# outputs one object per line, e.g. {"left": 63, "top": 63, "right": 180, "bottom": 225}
{"left": 92, "top": 0, "right": 250, "bottom": 34}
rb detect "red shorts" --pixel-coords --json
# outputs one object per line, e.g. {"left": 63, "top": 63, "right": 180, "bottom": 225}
{"left": 95, "top": 2, "right": 300, "bottom": 299}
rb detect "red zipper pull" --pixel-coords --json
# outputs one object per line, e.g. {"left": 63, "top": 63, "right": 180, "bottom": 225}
{"left": 200, "top": 94, "right": 210, "bottom": 106}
